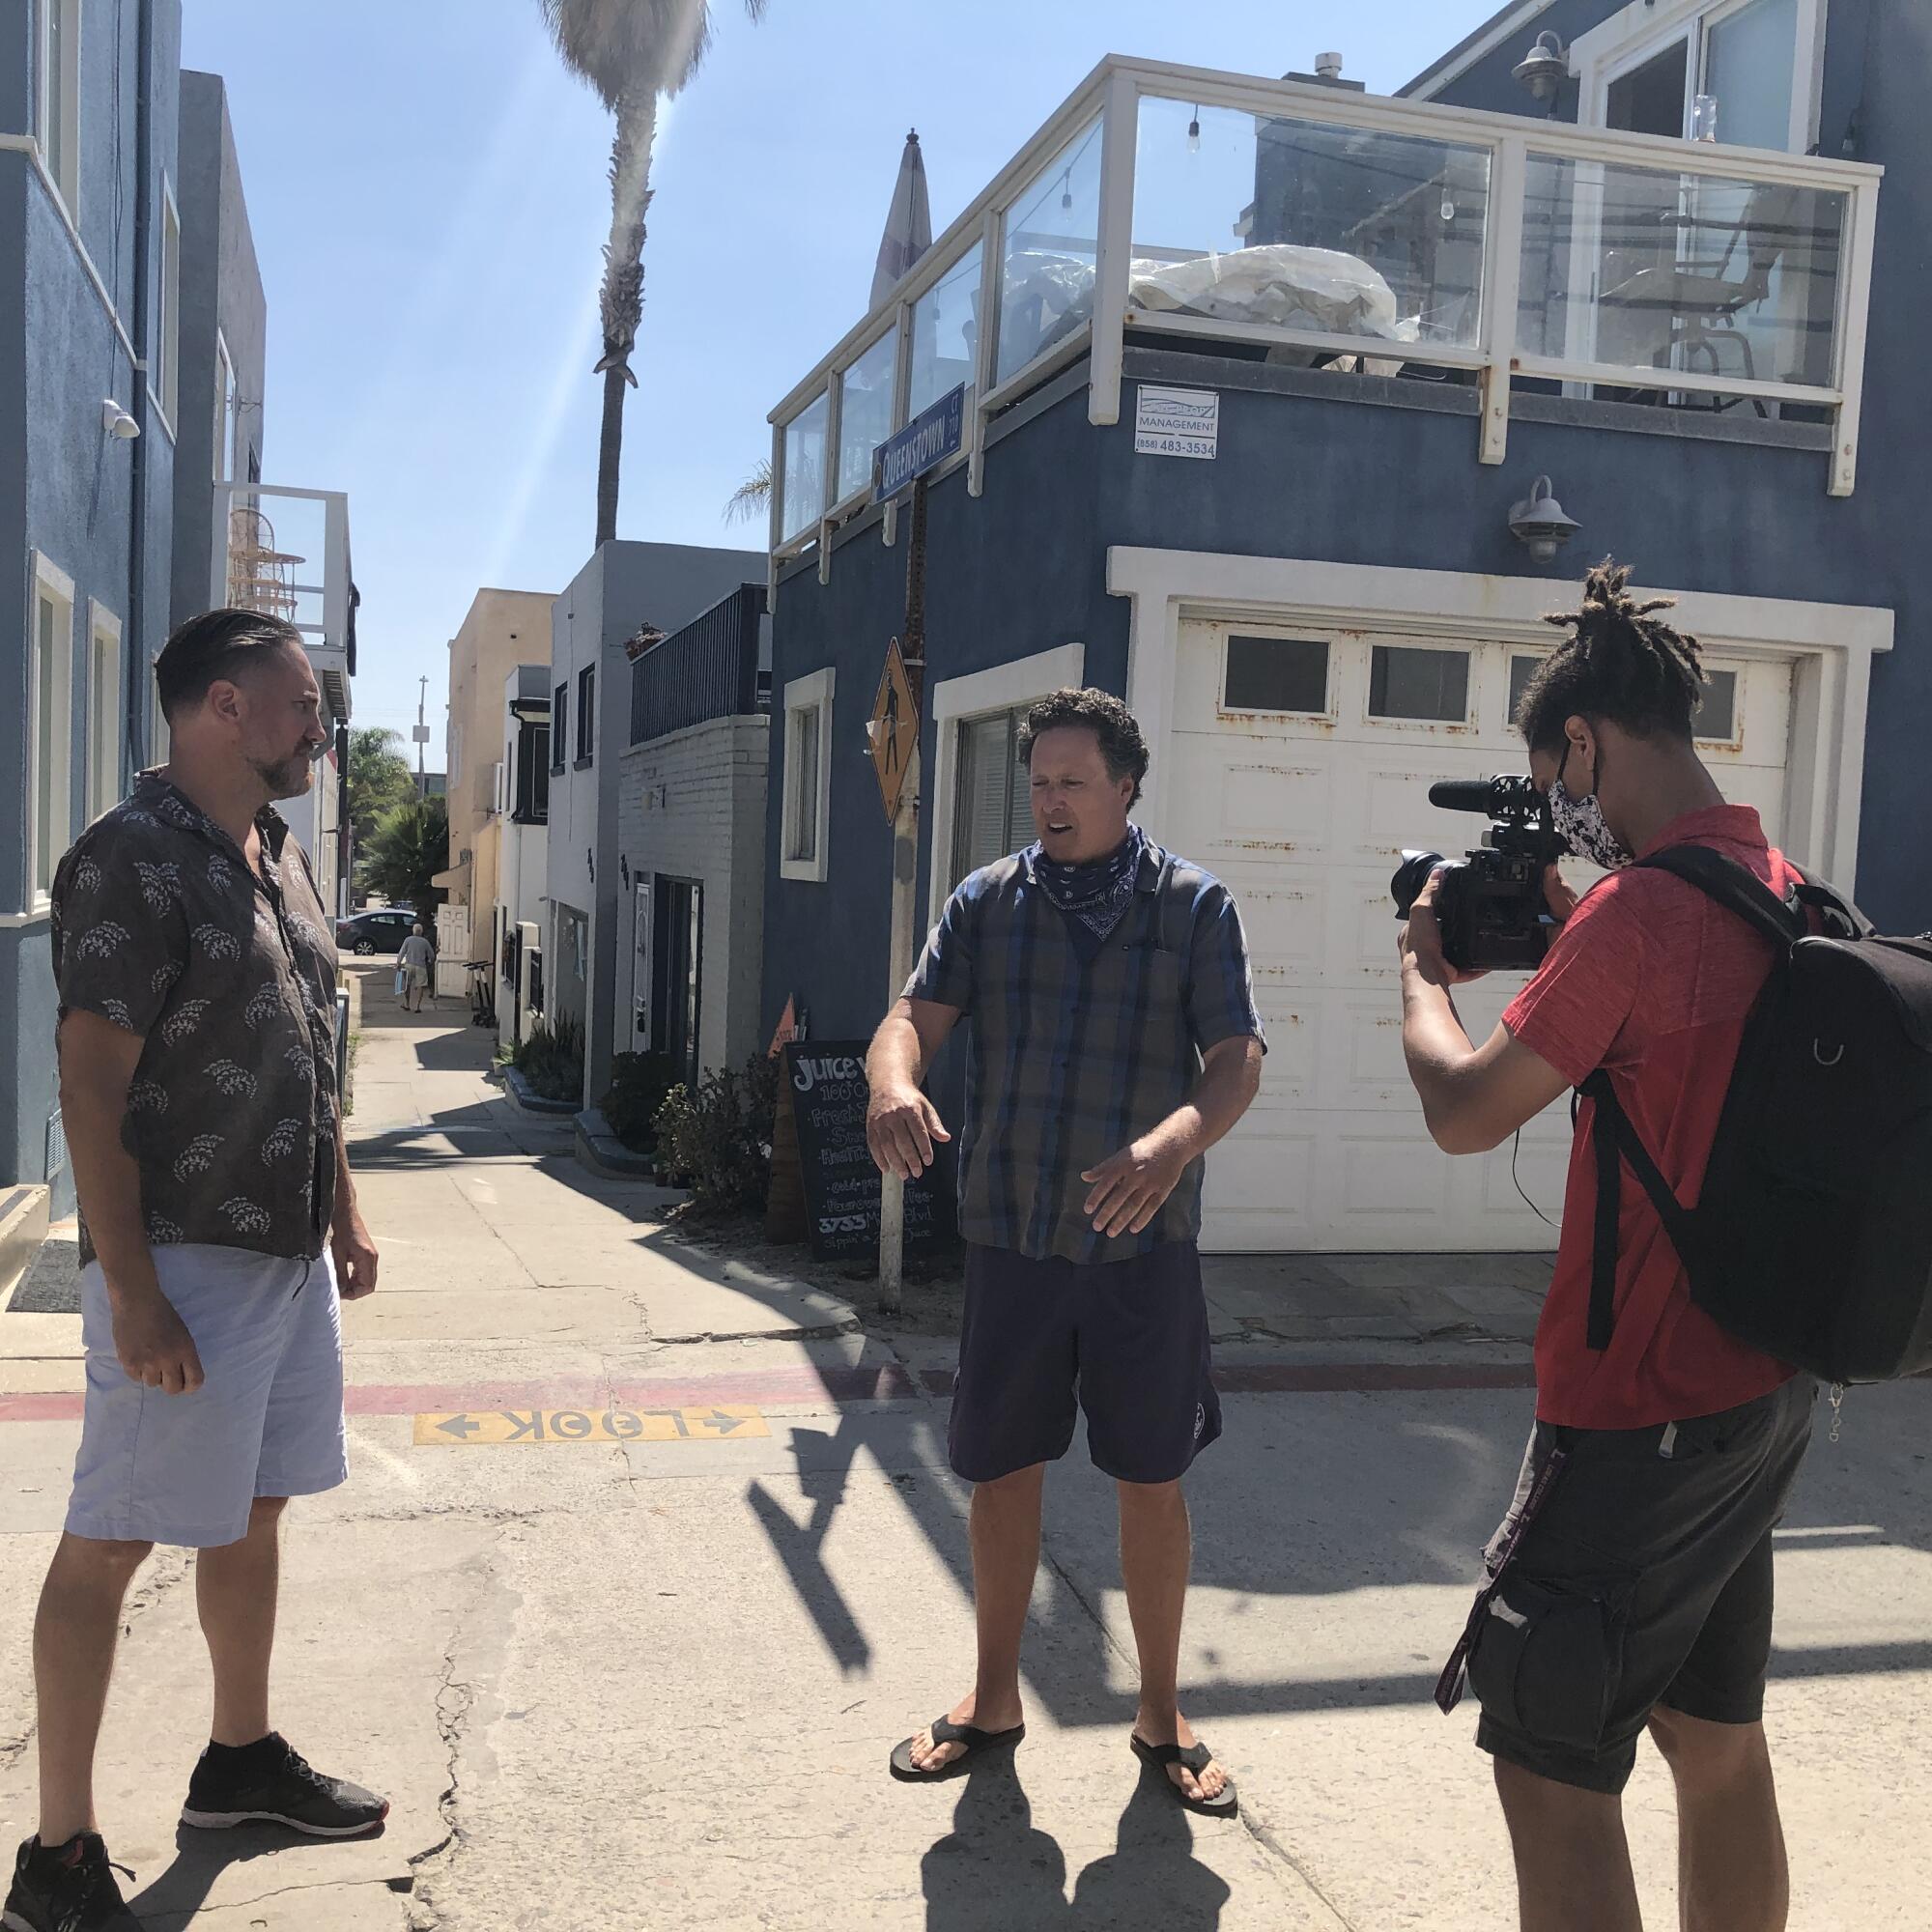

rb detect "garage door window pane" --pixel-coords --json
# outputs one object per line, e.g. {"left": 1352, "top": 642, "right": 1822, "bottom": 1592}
{"left": 1370, "top": 645, "right": 1469, "bottom": 722}
{"left": 1224, "top": 636, "right": 1329, "bottom": 714}
{"left": 1508, "top": 653, "right": 1545, "bottom": 727}
{"left": 1693, "top": 669, "right": 1738, "bottom": 743}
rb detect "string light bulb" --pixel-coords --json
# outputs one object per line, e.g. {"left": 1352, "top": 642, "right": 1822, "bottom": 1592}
{"left": 1061, "top": 169, "right": 1073, "bottom": 211}
{"left": 1187, "top": 107, "right": 1202, "bottom": 153}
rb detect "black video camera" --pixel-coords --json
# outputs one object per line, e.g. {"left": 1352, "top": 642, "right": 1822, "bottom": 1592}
{"left": 1390, "top": 777, "right": 1569, "bottom": 974}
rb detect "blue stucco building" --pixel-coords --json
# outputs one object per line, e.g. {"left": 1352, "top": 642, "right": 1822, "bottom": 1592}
{"left": 759, "top": 17, "right": 1913, "bottom": 1255}
{"left": 2, "top": 4, "right": 289, "bottom": 1221}
{"left": 4, "top": 0, "right": 183, "bottom": 1214}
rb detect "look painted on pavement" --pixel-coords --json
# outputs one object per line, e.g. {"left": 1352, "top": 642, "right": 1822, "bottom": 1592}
{"left": 413, "top": 1406, "right": 769, "bottom": 1446}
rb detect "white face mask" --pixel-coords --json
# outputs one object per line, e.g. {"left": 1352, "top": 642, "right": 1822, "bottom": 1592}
{"left": 1549, "top": 743, "right": 1633, "bottom": 871}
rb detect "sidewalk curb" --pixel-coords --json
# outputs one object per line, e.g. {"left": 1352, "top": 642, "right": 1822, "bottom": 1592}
{"left": 574, "top": 1106, "right": 662, "bottom": 1181}
{"left": 505, "top": 1067, "right": 579, "bottom": 1116}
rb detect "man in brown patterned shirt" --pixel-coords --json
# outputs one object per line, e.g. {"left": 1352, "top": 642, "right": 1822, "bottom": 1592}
{"left": 6, "top": 612, "right": 388, "bottom": 1932}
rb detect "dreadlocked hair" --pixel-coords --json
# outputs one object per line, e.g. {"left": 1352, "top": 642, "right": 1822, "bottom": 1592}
{"left": 1514, "top": 559, "right": 1707, "bottom": 753}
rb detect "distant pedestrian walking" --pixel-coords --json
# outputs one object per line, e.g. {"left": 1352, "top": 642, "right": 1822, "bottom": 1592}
{"left": 397, "top": 923, "right": 435, "bottom": 1011}
{"left": 867, "top": 686, "right": 1264, "bottom": 1815}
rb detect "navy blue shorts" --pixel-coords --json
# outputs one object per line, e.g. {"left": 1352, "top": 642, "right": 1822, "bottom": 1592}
{"left": 948, "top": 1241, "right": 1222, "bottom": 1486}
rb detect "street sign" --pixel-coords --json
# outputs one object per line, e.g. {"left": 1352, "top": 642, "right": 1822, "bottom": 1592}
{"left": 867, "top": 638, "right": 920, "bottom": 822}
{"left": 872, "top": 384, "right": 965, "bottom": 503}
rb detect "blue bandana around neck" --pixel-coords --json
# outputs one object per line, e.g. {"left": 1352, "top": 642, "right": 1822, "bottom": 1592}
{"left": 1032, "top": 823, "right": 1147, "bottom": 961}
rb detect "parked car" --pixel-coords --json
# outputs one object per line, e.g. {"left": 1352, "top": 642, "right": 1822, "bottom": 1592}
{"left": 336, "top": 908, "right": 419, "bottom": 956}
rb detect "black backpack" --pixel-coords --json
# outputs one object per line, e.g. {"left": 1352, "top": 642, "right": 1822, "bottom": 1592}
{"left": 1579, "top": 844, "right": 1932, "bottom": 1385}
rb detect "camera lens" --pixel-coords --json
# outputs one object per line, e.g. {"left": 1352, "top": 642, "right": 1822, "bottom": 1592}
{"left": 1391, "top": 850, "right": 1444, "bottom": 919}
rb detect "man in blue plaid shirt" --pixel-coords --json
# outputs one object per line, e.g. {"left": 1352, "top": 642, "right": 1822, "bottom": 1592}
{"left": 868, "top": 688, "right": 1264, "bottom": 1814}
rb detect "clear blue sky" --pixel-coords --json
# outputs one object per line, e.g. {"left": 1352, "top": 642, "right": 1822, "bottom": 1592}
{"left": 179, "top": 0, "right": 1499, "bottom": 765}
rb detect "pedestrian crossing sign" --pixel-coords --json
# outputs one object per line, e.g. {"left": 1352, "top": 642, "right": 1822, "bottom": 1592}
{"left": 867, "top": 638, "right": 920, "bottom": 822}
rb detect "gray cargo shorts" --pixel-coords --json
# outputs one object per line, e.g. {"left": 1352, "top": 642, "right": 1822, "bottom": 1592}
{"left": 1465, "top": 1374, "right": 1815, "bottom": 1794}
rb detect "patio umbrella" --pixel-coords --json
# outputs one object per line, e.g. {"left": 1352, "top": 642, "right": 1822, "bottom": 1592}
{"left": 870, "top": 129, "right": 932, "bottom": 310}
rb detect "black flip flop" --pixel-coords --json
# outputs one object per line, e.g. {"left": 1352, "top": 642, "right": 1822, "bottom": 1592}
{"left": 889, "top": 1716, "right": 1025, "bottom": 1782}
{"left": 1131, "top": 1733, "right": 1239, "bottom": 1817}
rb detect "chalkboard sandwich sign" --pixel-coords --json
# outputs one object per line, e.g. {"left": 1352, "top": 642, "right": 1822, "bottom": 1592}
{"left": 782, "top": 1041, "right": 951, "bottom": 1264}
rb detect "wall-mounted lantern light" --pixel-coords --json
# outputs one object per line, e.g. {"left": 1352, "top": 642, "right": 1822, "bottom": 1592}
{"left": 1511, "top": 32, "right": 1569, "bottom": 109}
{"left": 1508, "top": 476, "right": 1581, "bottom": 563}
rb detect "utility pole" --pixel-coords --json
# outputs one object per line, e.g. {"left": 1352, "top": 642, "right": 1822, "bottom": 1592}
{"left": 876, "top": 476, "right": 927, "bottom": 1318}
{"left": 412, "top": 675, "right": 431, "bottom": 797}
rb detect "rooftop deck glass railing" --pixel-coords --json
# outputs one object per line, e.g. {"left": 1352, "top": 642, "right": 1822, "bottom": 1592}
{"left": 767, "top": 56, "right": 1879, "bottom": 571}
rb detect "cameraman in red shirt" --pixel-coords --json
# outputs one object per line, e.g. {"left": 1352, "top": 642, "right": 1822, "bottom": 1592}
{"left": 1399, "top": 564, "right": 1812, "bottom": 1932}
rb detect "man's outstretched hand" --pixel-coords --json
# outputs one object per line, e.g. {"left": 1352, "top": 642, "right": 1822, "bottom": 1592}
{"left": 1081, "top": 1133, "right": 1190, "bottom": 1239}
{"left": 867, "top": 1082, "right": 952, "bottom": 1181}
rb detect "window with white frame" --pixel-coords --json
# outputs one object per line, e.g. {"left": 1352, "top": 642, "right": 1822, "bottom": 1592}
{"left": 35, "top": 0, "right": 81, "bottom": 215}
{"left": 1579, "top": 0, "right": 1821, "bottom": 154}
{"left": 157, "top": 184, "right": 182, "bottom": 432}
{"left": 780, "top": 668, "right": 835, "bottom": 882}
{"left": 86, "top": 603, "right": 123, "bottom": 824}
{"left": 929, "top": 643, "right": 1085, "bottom": 914}
{"left": 949, "top": 709, "right": 1034, "bottom": 890}
{"left": 28, "top": 555, "right": 76, "bottom": 908}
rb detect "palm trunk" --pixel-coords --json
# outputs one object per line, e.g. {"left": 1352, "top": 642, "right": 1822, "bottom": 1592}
{"left": 595, "top": 362, "right": 626, "bottom": 547}
{"left": 592, "top": 92, "right": 658, "bottom": 550}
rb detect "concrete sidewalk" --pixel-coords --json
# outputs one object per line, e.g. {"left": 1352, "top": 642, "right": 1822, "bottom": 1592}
{"left": 0, "top": 969, "right": 1924, "bottom": 1930}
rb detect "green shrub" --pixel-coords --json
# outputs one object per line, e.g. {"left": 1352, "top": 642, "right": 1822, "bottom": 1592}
{"left": 508, "top": 1013, "right": 583, "bottom": 1103}
{"left": 653, "top": 1053, "right": 779, "bottom": 1211}
{"left": 600, "top": 1051, "right": 680, "bottom": 1152}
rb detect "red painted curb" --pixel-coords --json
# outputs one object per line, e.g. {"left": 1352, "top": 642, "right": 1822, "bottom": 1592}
{"left": 0, "top": 1359, "right": 1535, "bottom": 1425}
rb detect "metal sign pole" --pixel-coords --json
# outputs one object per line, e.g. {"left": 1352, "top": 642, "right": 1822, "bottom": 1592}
{"left": 878, "top": 475, "right": 929, "bottom": 1316}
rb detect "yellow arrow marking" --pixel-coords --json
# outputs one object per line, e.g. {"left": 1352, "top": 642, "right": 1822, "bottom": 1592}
{"left": 412, "top": 1406, "right": 769, "bottom": 1446}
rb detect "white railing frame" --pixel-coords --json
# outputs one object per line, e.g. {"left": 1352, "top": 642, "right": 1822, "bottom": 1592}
{"left": 766, "top": 52, "right": 1884, "bottom": 573}
{"left": 212, "top": 482, "right": 353, "bottom": 656}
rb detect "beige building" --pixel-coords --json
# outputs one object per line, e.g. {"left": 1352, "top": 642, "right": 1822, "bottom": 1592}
{"left": 432, "top": 589, "right": 554, "bottom": 985}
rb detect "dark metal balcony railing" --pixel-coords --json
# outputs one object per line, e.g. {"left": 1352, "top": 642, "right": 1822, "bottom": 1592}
{"left": 629, "top": 583, "right": 768, "bottom": 747}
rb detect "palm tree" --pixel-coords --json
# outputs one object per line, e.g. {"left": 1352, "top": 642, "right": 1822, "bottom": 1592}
{"left": 540, "top": 0, "right": 769, "bottom": 549}
{"left": 723, "top": 456, "right": 771, "bottom": 526}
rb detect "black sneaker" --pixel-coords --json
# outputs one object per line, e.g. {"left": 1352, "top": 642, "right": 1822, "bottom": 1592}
{"left": 180, "top": 1733, "right": 389, "bottom": 1837}
{"left": 2, "top": 1833, "right": 139, "bottom": 1932}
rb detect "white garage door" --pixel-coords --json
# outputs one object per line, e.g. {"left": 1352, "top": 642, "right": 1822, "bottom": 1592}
{"left": 1159, "top": 618, "right": 1793, "bottom": 1253}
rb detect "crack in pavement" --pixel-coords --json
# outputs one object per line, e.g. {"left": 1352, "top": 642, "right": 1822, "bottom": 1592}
{"left": 404, "top": 1526, "right": 521, "bottom": 1932}
{"left": 138, "top": 1872, "right": 413, "bottom": 1929}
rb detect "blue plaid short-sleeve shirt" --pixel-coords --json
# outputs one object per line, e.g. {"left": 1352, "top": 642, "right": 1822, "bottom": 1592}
{"left": 906, "top": 837, "right": 1264, "bottom": 1264}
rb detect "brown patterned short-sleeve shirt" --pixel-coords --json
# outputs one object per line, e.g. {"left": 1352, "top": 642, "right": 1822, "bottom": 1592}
{"left": 51, "top": 773, "right": 342, "bottom": 1264}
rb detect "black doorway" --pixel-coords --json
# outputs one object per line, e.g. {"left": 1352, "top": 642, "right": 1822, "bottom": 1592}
{"left": 652, "top": 876, "right": 703, "bottom": 1090}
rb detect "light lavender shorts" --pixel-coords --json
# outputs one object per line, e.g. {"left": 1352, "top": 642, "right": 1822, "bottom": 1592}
{"left": 68, "top": 1244, "right": 348, "bottom": 1548}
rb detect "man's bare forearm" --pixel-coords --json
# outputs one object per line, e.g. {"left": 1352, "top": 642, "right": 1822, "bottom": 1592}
{"left": 867, "top": 1002, "right": 927, "bottom": 1091}
{"left": 1401, "top": 960, "right": 1476, "bottom": 1140}
{"left": 60, "top": 1067, "right": 158, "bottom": 1301}
{"left": 1152, "top": 1039, "right": 1264, "bottom": 1164}
{"left": 333, "top": 1116, "right": 355, "bottom": 1215}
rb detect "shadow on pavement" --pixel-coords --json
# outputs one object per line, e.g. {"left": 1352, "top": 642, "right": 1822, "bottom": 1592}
{"left": 920, "top": 1755, "right": 1231, "bottom": 1931}
{"left": 124, "top": 1819, "right": 385, "bottom": 1928}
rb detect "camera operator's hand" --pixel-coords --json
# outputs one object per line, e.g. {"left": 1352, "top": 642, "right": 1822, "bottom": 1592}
{"left": 1542, "top": 863, "right": 1580, "bottom": 924}
{"left": 1399, "top": 867, "right": 1489, "bottom": 987}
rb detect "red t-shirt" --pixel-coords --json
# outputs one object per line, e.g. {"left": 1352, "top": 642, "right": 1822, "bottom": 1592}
{"left": 1502, "top": 805, "right": 1797, "bottom": 1430}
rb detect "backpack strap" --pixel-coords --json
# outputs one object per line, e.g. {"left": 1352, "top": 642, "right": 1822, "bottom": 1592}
{"left": 1577, "top": 1069, "right": 1702, "bottom": 1351}
{"left": 1790, "top": 866, "right": 1872, "bottom": 939}
{"left": 1634, "top": 845, "right": 1806, "bottom": 948}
